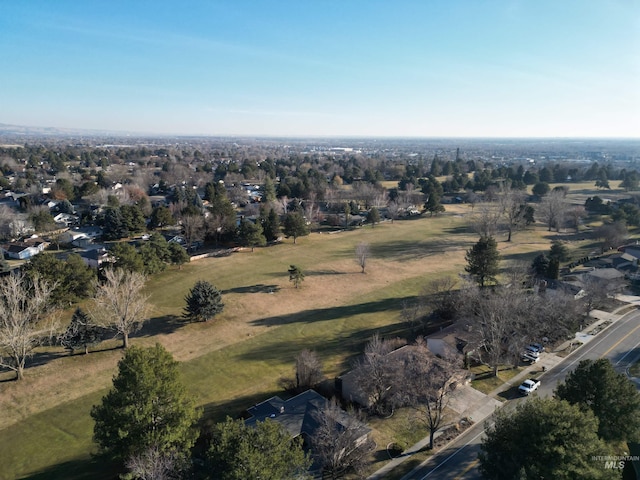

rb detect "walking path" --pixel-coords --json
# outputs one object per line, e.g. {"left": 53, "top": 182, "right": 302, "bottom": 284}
{"left": 367, "top": 298, "right": 639, "bottom": 480}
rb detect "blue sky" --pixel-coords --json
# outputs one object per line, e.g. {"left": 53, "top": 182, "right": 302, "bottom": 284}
{"left": 1, "top": 1, "right": 638, "bottom": 137}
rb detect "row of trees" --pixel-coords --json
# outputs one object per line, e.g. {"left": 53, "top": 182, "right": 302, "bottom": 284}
{"left": 444, "top": 233, "right": 608, "bottom": 377}
{"left": 0, "top": 266, "right": 226, "bottom": 379}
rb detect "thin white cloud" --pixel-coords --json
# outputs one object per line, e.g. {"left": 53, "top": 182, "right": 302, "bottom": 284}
{"left": 35, "top": 16, "right": 344, "bottom": 72}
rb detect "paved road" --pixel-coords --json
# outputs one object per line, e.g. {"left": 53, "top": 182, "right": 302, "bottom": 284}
{"left": 402, "top": 309, "right": 640, "bottom": 480}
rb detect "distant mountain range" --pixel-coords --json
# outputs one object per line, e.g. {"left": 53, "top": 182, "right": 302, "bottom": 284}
{"left": 0, "top": 122, "right": 137, "bottom": 137}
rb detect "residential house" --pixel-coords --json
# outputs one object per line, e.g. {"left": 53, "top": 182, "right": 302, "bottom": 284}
{"left": 0, "top": 191, "right": 22, "bottom": 209}
{"left": 59, "top": 231, "right": 88, "bottom": 245}
{"left": 245, "top": 389, "right": 370, "bottom": 448}
{"left": 619, "top": 244, "right": 640, "bottom": 260}
{"left": 59, "top": 226, "right": 103, "bottom": 245}
{"left": 53, "top": 212, "right": 79, "bottom": 227}
{"left": 79, "top": 248, "right": 111, "bottom": 269}
{"left": 43, "top": 199, "right": 59, "bottom": 210}
{"left": 162, "top": 232, "right": 186, "bottom": 245}
{"left": 426, "top": 324, "right": 477, "bottom": 358}
{"left": 149, "top": 195, "right": 169, "bottom": 207}
{"left": 543, "top": 278, "right": 586, "bottom": 299}
{"left": 586, "top": 267, "right": 626, "bottom": 283}
{"left": 608, "top": 252, "right": 638, "bottom": 272}
{"left": 1, "top": 242, "right": 41, "bottom": 260}
{"left": 23, "top": 236, "right": 49, "bottom": 252}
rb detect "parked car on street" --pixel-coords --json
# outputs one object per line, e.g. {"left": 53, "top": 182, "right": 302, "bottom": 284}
{"left": 518, "top": 379, "right": 541, "bottom": 395}
{"left": 528, "top": 342, "right": 545, "bottom": 353}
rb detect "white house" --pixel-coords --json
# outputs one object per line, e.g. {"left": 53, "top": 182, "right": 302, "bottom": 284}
{"left": 79, "top": 248, "right": 111, "bottom": 269}
{"left": 1, "top": 242, "right": 41, "bottom": 260}
{"left": 53, "top": 213, "right": 79, "bottom": 227}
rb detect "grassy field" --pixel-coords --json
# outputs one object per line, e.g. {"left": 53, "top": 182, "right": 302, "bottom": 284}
{"left": 0, "top": 184, "right": 626, "bottom": 480}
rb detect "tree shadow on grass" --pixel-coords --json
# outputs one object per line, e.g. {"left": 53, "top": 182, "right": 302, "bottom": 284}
{"left": 500, "top": 250, "right": 544, "bottom": 264}
{"left": 23, "top": 350, "right": 69, "bottom": 369}
{"left": 370, "top": 239, "right": 471, "bottom": 263}
{"left": 442, "top": 224, "right": 476, "bottom": 236}
{"left": 240, "top": 317, "right": 416, "bottom": 372}
{"left": 305, "top": 269, "right": 349, "bottom": 276}
{"left": 133, "top": 314, "right": 186, "bottom": 338}
{"left": 250, "top": 296, "right": 417, "bottom": 328}
{"left": 19, "top": 457, "right": 121, "bottom": 480}
{"left": 223, "top": 284, "right": 281, "bottom": 294}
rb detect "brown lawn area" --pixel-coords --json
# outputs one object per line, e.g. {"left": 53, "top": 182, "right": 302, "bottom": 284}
{"left": 0, "top": 188, "right": 617, "bottom": 478}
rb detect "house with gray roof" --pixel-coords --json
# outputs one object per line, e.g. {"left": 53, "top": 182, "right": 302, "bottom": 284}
{"left": 245, "top": 389, "right": 370, "bottom": 447}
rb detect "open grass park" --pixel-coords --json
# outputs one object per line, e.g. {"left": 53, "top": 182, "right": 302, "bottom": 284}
{"left": 0, "top": 183, "right": 625, "bottom": 480}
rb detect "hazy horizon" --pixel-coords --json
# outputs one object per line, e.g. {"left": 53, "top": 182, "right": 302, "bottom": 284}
{"left": 2, "top": 1, "right": 638, "bottom": 138}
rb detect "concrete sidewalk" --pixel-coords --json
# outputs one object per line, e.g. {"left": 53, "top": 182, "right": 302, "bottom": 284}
{"left": 367, "top": 303, "right": 635, "bottom": 480}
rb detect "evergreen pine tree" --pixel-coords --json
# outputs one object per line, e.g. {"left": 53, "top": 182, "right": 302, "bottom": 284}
{"left": 60, "top": 308, "right": 104, "bottom": 354}
{"left": 288, "top": 265, "right": 305, "bottom": 289}
{"left": 465, "top": 236, "right": 500, "bottom": 287}
{"left": 183, "top": 280, "right": 224, "bottom": 322}
{"left": 91, "top": 344, "right": 200, "bottom": 465}
{"left": 366, "top": 207, "right": 380, "bottom": 227}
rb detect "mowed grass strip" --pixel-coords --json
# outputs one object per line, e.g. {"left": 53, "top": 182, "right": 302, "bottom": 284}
{"left": 0, "top": 210, "right": 562, "bottom": 479}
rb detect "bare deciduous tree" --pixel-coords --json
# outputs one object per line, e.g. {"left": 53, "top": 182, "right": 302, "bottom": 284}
{"left": 0, "top": 274, "right": 57, "bottom": 380}
{"left": 310, "top": 399, "right": 375, "bottom": 480}
{"left": 399, "top": 341, "right": 463, "bottom": 449}
{"left": 400, "top": 183, "right": 423, "bottom": 208}
{"left": 567, "top": 205, "right": 587, "bottom": 233}
{"left": 373, "top": 190, "right": 389, "bottom": 210}
{"left": 386, "top": 201, "right": 401, "bottom": 223}
{"left": 181, "top": 214, "right": 204, "bottom": 250}
{"left": 498, "top": 186, "right": 527, "bottom": 242}
{"left": 351, "top": 335, "right": 402, "bottom": 415}
{"left": 465, "top": 190, "right": 480, "bottom": 211}
{"left": 401, "top": 298, "right": 425, "bottom": 331}
{"left": 580, "top": 274, "right": 622, "bottom": 317}
{"left": 459, "top": 282, "right": 534, "bottom": 376}
{"left": 471, "top": 204, "right": 502, "bottom": 238}
{"left": 352, "top": 182, "right": 378, "bottom": 209}
{"left": 502, "top": 260, "right": 531, "bottom": 288}
{"left": 0, "top": 205, "right": 18, "bottom": 241}
{"left": 537, "top": 286, "right": 582, "bottom": 343}
{"left": 421, "top": 276, "right": 458, "bottom": 320}
{"left": 93, "top": 269, "right": 150, "bottom": 349}
{"left": 277, "top": 195, "right": 289, "bottom": 216}
{"left": 355, "top": 242, "right": 370, "bottom": 273}
{"left": 538, "top": 190, "right": 569, "bottom": 232}
{"left": 596, "top": 221, "right": 628, "bottom": 252}
{"left": 125, "top": 445, "right": 181, "bottom": 480}
{"left": 295, "top": 349, "right": 324, "bottom": 391}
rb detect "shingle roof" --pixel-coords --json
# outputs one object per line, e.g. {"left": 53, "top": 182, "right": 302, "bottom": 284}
{"left": 245, "top": 389, "right": 370, "bottom": 439}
